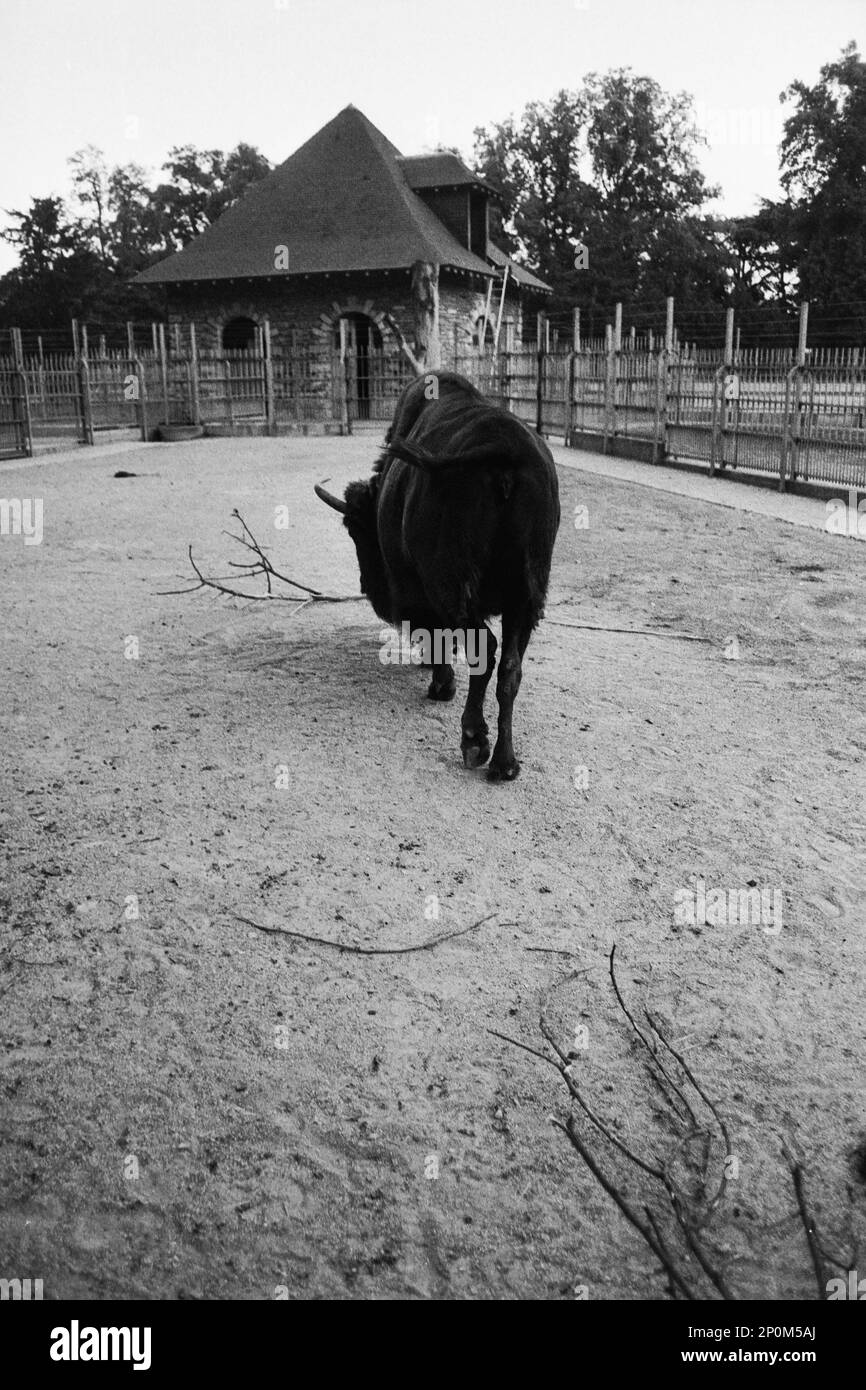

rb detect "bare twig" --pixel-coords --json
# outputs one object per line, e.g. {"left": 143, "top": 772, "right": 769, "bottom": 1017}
{"left": 555, "top": 1115, "right": 700, "bottom": 1301}
{"left": 609, "top": 947, "right": 700, "bottom": 1130}
{"left": 159, "top": 509, "right": 362, "bottom": 605}
{"left": 645, "top": 1003, "right": 732, "bottom": 1219}
{"left": 782, "top": 1140, "right": 830, "bottom": 1300}
{"left": 230, "top": 910, "right": 514, "bottom": 956}
{"left": 547, "top": 616, "right": 710, "bottom": 643}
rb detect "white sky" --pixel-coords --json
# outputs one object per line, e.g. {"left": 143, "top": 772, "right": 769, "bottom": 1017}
{"left": 1, "top": 0, "right": 863, "bottom": 274}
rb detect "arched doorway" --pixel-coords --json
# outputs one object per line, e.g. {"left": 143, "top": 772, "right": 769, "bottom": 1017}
{"left": 222, "top": 316, "right": 258, "bottom": 351}
{"left": 473, "top": 315, "right": 495, "bottom": 351}
{"left": 221, "top": 317, "right": 263, "bottom": 419}
{"left": 334, "top": 312, "right": 383, "bottom": 421}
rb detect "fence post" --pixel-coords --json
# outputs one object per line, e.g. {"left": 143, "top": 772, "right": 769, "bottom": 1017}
{"left": 781, "top": 303, "right": 810, "bottom": 489}
{"left": 338, "top": 317, "right": 351, "bottom": 435}
{"left": 72, "top": 319, "right": 80, "bottom": 357}
{"left": 603, "top": 323, "right": 615, "bottom": 450}
{"left": 709, "top": 366, "right": 726, "bottom": 476}
{"left": 797, "top": 301, "right": 809, "bottom": 367}
{"left": 37, "top": 335, "right": 46, "bottom": 422}
{"left": 654, "top": 345, "right": 667, "bottom": 463}
{"left": 724, "top": 307, "right": 734, "bottom": 365}
{"left": 614, "top": 303, "right": 622, "bottom": 353}
{"left": 262, "top": 318, "right": 275, "bottom": 435}
{"left": 713, "top": 307, "right": 736, "bottom": 476}
{"left": 780, "top": 366, "right": 798, "bottom": 491}
{"left": 79, "top": 356, "right": 94, "bottom": 445}
{"left": 536, "top": 331, "right": 544, "bottom": 435}
{"left": 224, "top": 349, "right": 234, "bottom": 433}
{"left": 665, "top": 297, "right": 674, "bottom": 353}
{"left": 134, "top": 357, "right": 148, "bottom": 441}
{"left": 566, "top": 348, "right": 576, "bottom": 448}
{"left": 11, "top": 327, "right": 24, "bottom": 369}
{"left": 16, "top": 369, "right": 33, "bottom": 458}
{"left": 158, "top": 323, "right": 169, "bottom": 428}
{"left": 127, "top": 321, "right": 135, "bottom": 358}
{"left": 189, "top": 322, "right": 201, "bottom": 425}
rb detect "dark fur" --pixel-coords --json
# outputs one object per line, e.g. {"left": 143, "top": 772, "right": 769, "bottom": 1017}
{"left": 324, "top": 370, "right": 560, "bottom": 779}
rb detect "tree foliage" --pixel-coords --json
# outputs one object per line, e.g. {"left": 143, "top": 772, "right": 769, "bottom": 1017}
{"left": 0, "top": 142, "right": 272, "bottom": 332}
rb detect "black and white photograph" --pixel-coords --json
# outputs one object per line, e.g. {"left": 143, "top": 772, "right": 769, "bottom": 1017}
{"left": 1, "top": 0, "right": 864, "bottom": 1345}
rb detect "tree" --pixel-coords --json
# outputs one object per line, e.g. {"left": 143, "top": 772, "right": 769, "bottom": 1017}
{"left": 473, "top": 71, "right": 720, "bottom": 332}
{"left": 68, "top": 145, "right": 112, "bottom": 266}
{"left": 147, "top": 143, "right": 272, "bottom": 251}
{"left": 770, "top": 41, "right": 866, "bottom": 342}
{"left": 0, "top": 196, "right": 108, "bottom": 327}
{"left": 0, "top": 140, "right": 273, "bottom": 333}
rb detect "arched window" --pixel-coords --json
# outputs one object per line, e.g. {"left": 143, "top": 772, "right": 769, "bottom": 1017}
{"left": 222, "top": 316, "right": 258, "bottom": 351}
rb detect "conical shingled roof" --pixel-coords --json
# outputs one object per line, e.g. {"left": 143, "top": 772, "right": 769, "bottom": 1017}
{"left": 136, "top": 106, "right": 496, "bottom": 284}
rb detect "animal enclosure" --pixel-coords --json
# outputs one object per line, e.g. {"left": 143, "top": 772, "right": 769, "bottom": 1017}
{"left": 1, "top": 434, "right": 864, "bottom": 1299}
{"left": 2, "top": 329, "right": 865, "bottom": 492}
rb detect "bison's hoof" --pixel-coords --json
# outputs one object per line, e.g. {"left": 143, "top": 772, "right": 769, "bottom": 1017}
{"left": 427, "top": 679, "right": 456, "bottom": 702}
{"left": 488, "top": 759, "right": 520, "bottom": 782}
{"left": 462, "top": 739, "right": 491, "bottom": 769}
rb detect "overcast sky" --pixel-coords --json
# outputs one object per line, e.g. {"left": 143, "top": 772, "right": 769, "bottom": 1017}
{"left": 1, "top": 0, "right": 863, "bottom": 274}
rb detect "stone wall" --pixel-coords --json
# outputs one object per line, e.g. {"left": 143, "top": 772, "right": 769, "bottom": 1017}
{"left": 165, "top": 269, "right": 524, "bottom": 362}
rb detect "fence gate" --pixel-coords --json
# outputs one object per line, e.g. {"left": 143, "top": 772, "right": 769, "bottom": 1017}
{"left": 21, "top": 355, "right": 87, "bottom": 445}
{"left": 343, "top": 347, "right": 415, "bottom": 425}
{"left": 86, "top": 356, "right": 144, "bottom": 433}
{"left": 0, "top": 370, "right": 31, "bottom": 458}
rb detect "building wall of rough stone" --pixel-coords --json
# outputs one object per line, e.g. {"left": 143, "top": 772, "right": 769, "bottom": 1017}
{"left": 165, "top": 270, "right": 525, "bottom": 362}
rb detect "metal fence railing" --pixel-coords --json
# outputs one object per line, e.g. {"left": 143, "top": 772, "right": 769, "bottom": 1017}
{"left": 453, "top": 345, "right": 866, "bottom": 491}
{"left": 0, "top": 369, "right": 32, "bottom": 459}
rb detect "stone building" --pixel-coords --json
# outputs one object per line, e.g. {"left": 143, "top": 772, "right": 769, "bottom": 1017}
{"left": 135, "top": 105, "right": 550, "bottom": 371}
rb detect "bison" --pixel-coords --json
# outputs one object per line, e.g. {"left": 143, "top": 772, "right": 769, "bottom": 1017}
{"left": 314, "top": 371, "right": 560, "bottom": 780}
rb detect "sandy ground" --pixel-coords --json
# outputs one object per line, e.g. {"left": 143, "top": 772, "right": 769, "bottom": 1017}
{"left": 1, "top": 434, "right": 865, "bottom": 1301}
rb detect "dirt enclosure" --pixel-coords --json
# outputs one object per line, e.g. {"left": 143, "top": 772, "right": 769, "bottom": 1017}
{"left": 1, "top": 434, "right": 865, "bottom": 1300}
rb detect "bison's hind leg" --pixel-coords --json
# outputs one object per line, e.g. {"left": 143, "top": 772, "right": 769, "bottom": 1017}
{"left": 460, "top": 622, "right": 497, "bottom": 769}
{"left": 488, "top": 604, "right": 537, "bottom": 782}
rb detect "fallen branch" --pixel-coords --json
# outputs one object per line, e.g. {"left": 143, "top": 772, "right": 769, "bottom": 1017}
{"left": 547, "top": 616, "right": 710, "bottom": 643}
{"left": 782, "top": 1140, "right": 831, "bottom": 1300}
{"left": 159, "top": 508, "right": 362, "bottom": 606}
{"left": 492, "top": 946, "right": 850, "bottom": 1300}
{"left": 230, "top": 910, "right": 514, "bottom": 956}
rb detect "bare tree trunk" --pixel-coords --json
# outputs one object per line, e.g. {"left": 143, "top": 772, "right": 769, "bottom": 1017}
{"left": 411, "top": 261, "right": 440, "bottom": 369}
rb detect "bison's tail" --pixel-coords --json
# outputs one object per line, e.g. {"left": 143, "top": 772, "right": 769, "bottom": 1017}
{"left": 387, "top": 436, "right": 508, "bottom": 471}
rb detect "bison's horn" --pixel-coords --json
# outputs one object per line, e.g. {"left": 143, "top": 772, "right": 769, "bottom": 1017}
{"left": 314, "top": 483, "right": 347, "bottom": 514}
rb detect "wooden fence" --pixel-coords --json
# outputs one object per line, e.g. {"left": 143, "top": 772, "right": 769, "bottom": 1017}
{"left": 2, "top": 331, "right": 865, "bottom": 490}
{"left": 0, "top": 336, "right": 418, "bottom": 455}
